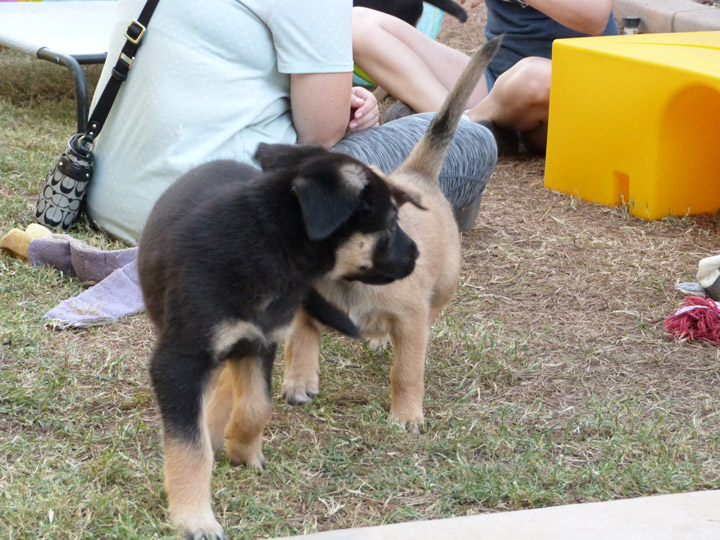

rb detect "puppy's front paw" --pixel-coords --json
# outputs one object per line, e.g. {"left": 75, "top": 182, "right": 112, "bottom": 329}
{"left": 184, "top": 525, "right": 227, "bottom": 540}
{"left": 281, "top": 377, "right": 319, "bottom": 405}
{"left": 174, "top": 513, "right": 226, "bottom": 540}
{"left": 367, "top": 336, "right": 391, "bottom": 351}
{"left": 390, "top": 416, "right": 423, "bottom": 435}
{"left": 390, "top": 406, "right": 424, "bottom": 435}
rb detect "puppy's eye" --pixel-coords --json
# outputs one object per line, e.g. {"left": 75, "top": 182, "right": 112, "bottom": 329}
{"left": 360, "top": 265, "right": 369, "bottom": 271}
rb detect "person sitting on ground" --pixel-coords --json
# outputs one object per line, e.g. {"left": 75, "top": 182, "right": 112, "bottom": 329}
{"left": 85, "top": 0, "right": 497, "bottom": 244}
{"left": 352, "top": 0, "right": 618, "bottom": 154}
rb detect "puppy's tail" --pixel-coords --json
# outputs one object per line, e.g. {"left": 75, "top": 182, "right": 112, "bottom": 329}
{"left": 303, "top": 288, "right": 361, "bottom": 339}
{"left": 424, "top": 0, "right": 467, "bottom": 23}
{"left": 397, "top": 36, "right": 502, "bottom": 181}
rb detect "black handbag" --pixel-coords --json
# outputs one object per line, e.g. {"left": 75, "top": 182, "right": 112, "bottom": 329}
{"left": 34, "top": 0, "right": 160, "bottom": 230}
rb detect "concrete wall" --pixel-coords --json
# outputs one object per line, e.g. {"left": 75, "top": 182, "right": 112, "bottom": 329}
{"left": 614, "top": 0, "right": 720, "bottom": 33}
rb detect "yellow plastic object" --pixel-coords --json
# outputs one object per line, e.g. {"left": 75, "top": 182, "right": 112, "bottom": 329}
{"left": 544, "top": 32, "right": 720, "bottom": 220}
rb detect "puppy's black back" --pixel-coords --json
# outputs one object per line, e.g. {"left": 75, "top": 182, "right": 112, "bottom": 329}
{"left": 138, "top": 161, "right": 260, "bottom": 330}
{"left": 138, "top": 160, "right": 319, "bottom": 339}
{"left": 138, "top": 146, "right": 418, "bottom": 353}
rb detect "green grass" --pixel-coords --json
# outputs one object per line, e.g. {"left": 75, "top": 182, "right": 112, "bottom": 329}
{"left": 2, "top": 47, "right": 720, "bottom": 540}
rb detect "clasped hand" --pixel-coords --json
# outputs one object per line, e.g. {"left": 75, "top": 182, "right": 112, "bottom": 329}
{"left": 348, "top": 86, "right": 380, "bottom": 132}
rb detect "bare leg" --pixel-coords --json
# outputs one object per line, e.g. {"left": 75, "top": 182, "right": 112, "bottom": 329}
{"left": 353, "top": 7, "right": 552, "bottom": 151}
{"left": 352, "top": 7, "right": 489, "bottom": 113}
{"left": 467, "top": 56, "right": 552, "bottom": 152}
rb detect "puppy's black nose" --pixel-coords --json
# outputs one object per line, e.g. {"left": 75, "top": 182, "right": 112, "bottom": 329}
{"left": 408, "top": 241, "right": 419, "bottom": 261}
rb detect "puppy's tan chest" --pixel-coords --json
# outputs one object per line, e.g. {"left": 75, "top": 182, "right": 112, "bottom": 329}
{"left": 349, "top": 307, "right": 393, "bottom": 341}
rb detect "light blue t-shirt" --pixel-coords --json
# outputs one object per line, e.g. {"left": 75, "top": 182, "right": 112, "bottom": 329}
{"left": 87, "top": 0, "right": 353, "bottom": 244}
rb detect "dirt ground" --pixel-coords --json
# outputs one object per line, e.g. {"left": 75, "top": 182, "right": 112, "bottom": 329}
{"left": 437, "top": 1, "right": 490, "bottom": 54}
{"left": 2, "top": 6, "right": 719, "bottom": 537}
{"left": 429, "top": 5, "right": 720, "bottom": 407}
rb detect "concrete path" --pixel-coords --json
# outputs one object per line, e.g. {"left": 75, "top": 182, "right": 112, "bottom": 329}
{"left": 271, "top": 490, "right": 720, "bottom": 540}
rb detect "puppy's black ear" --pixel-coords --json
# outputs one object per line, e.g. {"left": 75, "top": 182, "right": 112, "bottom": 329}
{"left": 292, "top": 161, "right": 368, "bottom": 241}
{"left": 254, "top": 143, "right": 327, "bottom": 172}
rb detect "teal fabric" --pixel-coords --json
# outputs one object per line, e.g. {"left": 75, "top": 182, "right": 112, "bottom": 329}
{"left": 417, "top": 2, "right": 444, "bottom": 39}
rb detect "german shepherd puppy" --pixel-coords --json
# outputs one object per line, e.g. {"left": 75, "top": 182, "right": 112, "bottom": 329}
{"left": 138, "top": 149, "right": 423, "bottom": 538}
{"left": 354, "top": 0, "right": 468, "bottom": 25}
{"left": 282, "top": 38, "right": 501, "bottom": 431}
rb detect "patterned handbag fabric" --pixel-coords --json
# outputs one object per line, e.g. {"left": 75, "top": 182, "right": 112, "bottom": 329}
{"left": 34, "top": 134, "right": 93, "bottom": 230}
{"left": 33, "top": 0, "right": 159, "bottom": 231}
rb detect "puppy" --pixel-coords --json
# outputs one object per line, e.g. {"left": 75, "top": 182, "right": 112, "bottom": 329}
{"left": 138, "top": 149, "right": 424, "bottom": 539}
{"left": 354, "top": 0, "right": 468, "bottom": 26}
{"left": 282, "top": 37, "right": 502, "bottom": 431}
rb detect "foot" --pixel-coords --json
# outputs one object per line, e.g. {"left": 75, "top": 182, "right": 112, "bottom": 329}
{"left": 173, "top": 513, "right": 226, "bottom": 540}
{"left": 453, "top": 196, "right": 483, "bottom": 233}
{"left": 383, "top": 100, "right": 415, "bottom": 123}
{"left": 225, "top": 436, "right": 266, "bottom": 470}
{"left": 476, "top": 119, "right": 519, "bottom": 156}
{"left": 367, "top": 336, "right": 391, "bottom": 351}
{"left": 390, "top": 402, "right": 424, "bottom": 434}
{"left": 389, "top": 415, "right": 423, "bottom": 435}
{"left": 281, "top": 376, "right": 319, "bottom": 405}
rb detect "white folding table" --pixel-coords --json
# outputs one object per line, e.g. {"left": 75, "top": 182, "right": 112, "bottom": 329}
{"left": 0, "top": 1, "right": 116, "bottom": 131}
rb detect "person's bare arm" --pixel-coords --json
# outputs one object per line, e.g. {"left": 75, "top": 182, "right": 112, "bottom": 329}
{"left": 461, "top": 0, "right": 613, "bottom": 36}
{"left": 519, "top": 0, "right": 614, "bottom": 36}
{"left": 290, "top": 72, "right": 353, "bottom": 147}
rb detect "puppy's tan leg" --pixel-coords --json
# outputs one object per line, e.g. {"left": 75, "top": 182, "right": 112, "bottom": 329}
{"left": 206, "top": 366, "right": 233, "bottom": 452}
{"left": 282, "top": 310, "right": 323, "bottom": 405}
{"left": 164, "top": 425, "right": 224, "bottom": 539}
{"left": 389, "top": 312, "right": 430, "bottom": 431}
{"left": 224, "top": 356, "right": 272, "bottom": 469}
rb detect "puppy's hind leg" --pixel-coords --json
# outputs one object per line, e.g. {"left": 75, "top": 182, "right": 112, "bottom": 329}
{"left": 206, "top": 366, "right": 234, "bottom": 453}
{"left": 282, "top": 310, "right": 323, "bottom": 405}
{"left": 224, "top": 345, "right": 276, "bottom": 470}
{"left": 149, "top": 341, "right": 225, "bottom": 540}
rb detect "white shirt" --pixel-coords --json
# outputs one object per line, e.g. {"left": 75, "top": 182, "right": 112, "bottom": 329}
{"left": 86, "top": 0, "right": 353, "bottom": 244}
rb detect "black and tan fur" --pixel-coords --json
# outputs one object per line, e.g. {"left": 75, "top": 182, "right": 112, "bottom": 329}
{"left": 138, "top": 150, "right": 423, "bottom": 539}
{"left": 282, "top": 38, "right": 502, "bottom": 431}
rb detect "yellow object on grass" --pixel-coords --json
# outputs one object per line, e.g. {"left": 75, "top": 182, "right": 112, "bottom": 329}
{"left": 544, "top": 32, "right": 720, "bottom": 220}
{"left": 0, "top": 223, "right": 52, "bottom": 263}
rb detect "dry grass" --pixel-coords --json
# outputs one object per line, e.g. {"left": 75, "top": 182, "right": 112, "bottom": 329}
{"left": 439, "top": 6, "right": 720, "bottom": 420}
{"left": 2, "top": 5, "right": 720, "bottom": 540}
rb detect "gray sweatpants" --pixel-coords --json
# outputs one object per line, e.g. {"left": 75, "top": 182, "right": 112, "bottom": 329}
{"left": 332, "top": 112, "right": 497, "bottom": 212}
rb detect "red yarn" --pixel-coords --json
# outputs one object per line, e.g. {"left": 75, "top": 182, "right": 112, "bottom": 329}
{"left": 665, "top": 296, "right": 720, "bottom": 345}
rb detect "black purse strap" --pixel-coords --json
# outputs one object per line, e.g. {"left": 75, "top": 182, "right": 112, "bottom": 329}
{"left": 80, "top": 0, "right": 160, "bottom": 150}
